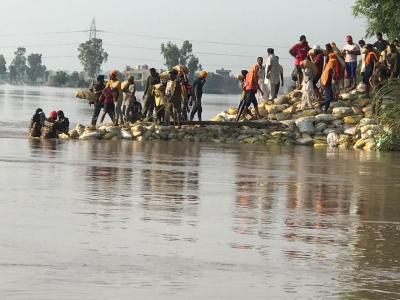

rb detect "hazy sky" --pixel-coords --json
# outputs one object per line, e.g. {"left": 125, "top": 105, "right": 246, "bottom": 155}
{"left": 0, "top": 0, "right": 374, "bottom": 76}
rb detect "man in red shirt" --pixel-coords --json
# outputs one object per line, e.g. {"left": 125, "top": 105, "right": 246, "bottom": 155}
{"left": 310, "top": 45, "right": 325, "bottom": 101}
{"left": 289, "top": 35, "right": 311, "bottom": 87}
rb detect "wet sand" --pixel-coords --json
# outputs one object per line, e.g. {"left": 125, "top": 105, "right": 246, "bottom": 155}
{"left": 1, "top": 85, "right": 400, "bottom": 299}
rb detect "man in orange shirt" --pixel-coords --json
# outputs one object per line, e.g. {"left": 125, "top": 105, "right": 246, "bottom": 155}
{"left": 105, "top": 70, "right": 123, "bottom": 125}
{"left": 238, "top": 64, "right": 263, "bottom": 120}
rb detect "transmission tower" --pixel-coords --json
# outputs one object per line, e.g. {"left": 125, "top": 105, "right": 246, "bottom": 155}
{"left": 89, "top": 18, "right": 96, "bottom": 40}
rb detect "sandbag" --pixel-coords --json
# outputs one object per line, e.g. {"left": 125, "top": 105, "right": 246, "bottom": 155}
{"left": 308, "top": 48, "right": 329, "bottom": 56}
{"left": 315, "top": 122, "right": 328, "bottom": 132}
{"left": 355, "top": 98, "right": 372, "bottom": 107}
{"left": 173, "top": 65, "right": 189, "bottom": 74}
{"left": 274, "top": 96, "right": 289, "bottom": 105}
{"left": 235, "top": 74, "right": 244, "bottom": 80}
{"left": 340, "top": 93, "right": 354, "bottom": 100}
{"left": 300, "top": 60, "right": 318, "bottom": 76}
{"left": 69, "top": 129, "right": 79, "bottom": 139}
{"left": 120, "top": 129, "right": 133, "bottom": 140}
{"left": 343, "top": 115, "right": 362, "bottom": 125}
{"left": 296, "top": 109, "right": 318, "bottom": 118}
{"left": 332, "top": 107, "right": 353, "bottom": 118}
{"left": 259, "top": 108, "right": 268, "bottom": 117}
{"left": 75, "top": 90, "right": 95, "bottom": 103}
{"left": 75, "top": 124, "right": 85, "bottom": 136}
{"left": 327, "top": 131, "right": 339, "bottom": 147}
{"left": 276, "top": 112, "right": 292, "bottom": 121}
{"left": 79, "top": 130, "right": 101, "bottom": 140}
{"left": 356, "top": 82, "right": 366, "bottom": 93}
{"left": 315, "top": 114, "right": 336, "bottom": 122}
{"left": 296, "top": 117, "right": 315, "bottom": 134}
{"left": 159, "top": 71, "right": 169, "bottom": 80}
{"left": 229, "top": 107, "right": 238, "bottom": 115}
{"left": 344, "top": 126, "right": 356, "bottom": 135}
{"left": 352, "top": 106, "right": 363, "bottom": 115}
{"left": 101, "top": 131, "right": 118, "bottom": 140}
{"left": 295, "top": 133, "right": 314, "bottom": 146}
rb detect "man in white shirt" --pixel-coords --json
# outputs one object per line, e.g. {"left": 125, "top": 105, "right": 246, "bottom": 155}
{"left": 342, "top": 35, "right": 361, "bottom": 88}
{"left": 256, "top": 57, "right": 268, "bottom": 101}
{"left": 359, "top": 40, "right": 366, "bottom": 75}
{"left": 265, "top": 48, "right": 279, "bottom": 100}
{"left": 274, "top": 56, "right": 284, "bottom": 98}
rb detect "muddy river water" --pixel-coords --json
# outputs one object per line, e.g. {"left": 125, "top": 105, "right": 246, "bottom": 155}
{"left": 1, "top": 85, "right": 400, "bottom": 299}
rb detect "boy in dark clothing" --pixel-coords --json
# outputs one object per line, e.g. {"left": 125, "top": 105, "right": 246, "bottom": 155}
{"left": 29, "top": 108, "right": 44, "bottom": 137}
{"left": 56, "top": 110, "right": 70, "bottom": 135}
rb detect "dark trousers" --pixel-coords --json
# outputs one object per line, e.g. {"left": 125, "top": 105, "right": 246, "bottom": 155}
{"left": 142, "top": 95, "right": 155, "bottom": 120}
{"left": 320, "top": 85, "right": 333, "bottom": 111}
{"left": 91, "top": 104, "right": 102, "bottom": 126}
{"left": 155, "top": 105, "right": 165, "bottom": 122}
{"left": 275, "top": 83, "right": 280, "bottom": 98}
{"left": 190, "top": 101, "right": 202, "bottom": 121}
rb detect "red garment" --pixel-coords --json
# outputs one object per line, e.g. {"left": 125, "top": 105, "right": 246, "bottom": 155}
{"left": 290, "top": 43, "right": 311, "bottom": 65}
{"left": 313, "top": 53, "right": 324, "bottom": 76}
{"left": 245, "top": 70, "right": 259, "bottom": 91}
{"left": 103, "top": 87, "right": 114, "bottom": 104}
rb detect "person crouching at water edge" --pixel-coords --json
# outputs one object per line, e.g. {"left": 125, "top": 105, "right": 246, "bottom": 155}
{"left": 28, "top": 108, "right": 45, "bottom": 137}
{"left": 106, "top": 70, "right": 123, "bottom": 126}
{"left": 238, "top": 64, "right": 263, "bottom": 120}
{"left": 56, "top": 110, "right": 69, "bottom": 135}
{"left": 40, "top": 111, "right": 58, "bottom": 139}
{"left": 165, "top": 69, "right": 183, "bottom": 128}
{"left": 189, "top": 70, "right": 208, "bottom": 123}
{"left": 319, "top": 53, "right": 338, "bottom": 114}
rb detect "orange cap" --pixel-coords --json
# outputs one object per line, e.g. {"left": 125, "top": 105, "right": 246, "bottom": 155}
{"left": 110, "top": 70, "right": 118, "bottom": 77}
{"left": 199, "top": 71, "right": 208, "bottom": 79}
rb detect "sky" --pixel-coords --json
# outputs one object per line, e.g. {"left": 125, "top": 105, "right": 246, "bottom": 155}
{"left": 0, "top": 0, "right": 374, "bottom": 77}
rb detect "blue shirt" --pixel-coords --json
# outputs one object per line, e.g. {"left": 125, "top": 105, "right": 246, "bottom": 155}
{"left": 192, "top": 77, "right": 203, "bottom": 99}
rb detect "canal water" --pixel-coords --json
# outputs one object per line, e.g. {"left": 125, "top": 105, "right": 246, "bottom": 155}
{"left": 1, "top": 85, "right": 400, "bottom": 299}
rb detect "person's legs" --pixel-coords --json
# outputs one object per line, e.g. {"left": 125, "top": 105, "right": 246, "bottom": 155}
{"left": 320, "top": 85, "right": 333, "bottom": 113}
{"left": 269, "top": 83, "right": 277, "bottom": 100}
{"left": 197, "top": 101, "right": 202, "bottom": 122}
{"left": 275, "top": 83, "right": 280, "bottom": 98}
{"left": 296, "top": 65, "right": 303, "bottom": 88}
{"left": 91, "top": 105, "right": 102, "bottom": 126}
{"left": 181, "top": 98, "right": 188, "bottom": 121}
{"left": 114, "top": 101, "right": 122, "bottom": 125}
{"left": 147, "top": 98, "right": 155, "bottom": 122}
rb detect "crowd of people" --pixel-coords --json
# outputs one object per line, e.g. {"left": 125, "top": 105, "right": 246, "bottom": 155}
{"left": 28, "top": 109, "right": 69, "bottom": 139}
{"left": 237, "top": 33, "right": 400, "bottom": 118}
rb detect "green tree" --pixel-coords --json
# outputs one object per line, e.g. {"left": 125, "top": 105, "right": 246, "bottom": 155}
{"left": 0, "top": 55, "right": 7, "bottom": 79}
{"left": 352, "top": 0, "right": 400, "bottom": 41}
{"left": 202, "top": 73, "right": 224, "bottom": 94}
{"left": 9, "top": 65, "right": 17, "bottom": 83}
{"left": 78, "top": 38, "right": 108, "bottom": 78}
{"left": 48, "top": 71, "right": 70, "bottom": 87}
{"left": 11, "top": 47, "right": 27, "bottom": 83}
{"left": 142, "top": 64, "right": 149, "bottom": 69}
{"left": 26, "top": 53, "right": 44, "bottom": 84}
{"left": 160, "top": 40, "right": 202, "bottom": 82}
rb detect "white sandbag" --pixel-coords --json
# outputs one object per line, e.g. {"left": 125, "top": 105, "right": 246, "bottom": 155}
{"left": 295, "top": 133, "right": 314, "bottom": 146}
{"left": 280, "top": 120, "right": 296, "bottom": 126}
{"left": 327, "top": 131, "right": 339, "bottom": 147}
{"left": 315, "top": 122, "right": 328, "bottom": 132}
{"left": 120, "top": 129, "right": 133, "bottom": 140}
{"left": 79, "top": 130, "right": 101, "bottom": 140}
{"left": 315, "top": 114, "right": 336, "bottom": 122}
{"left": 331, "top": 119, "right": 344, "bottom": 126}
{"left": 296, "top": 117, "right": 315, "bottom": 134}
{"left": 332, "top": 107, "right": 353, "bottom": 117}
{"left": 359, "top": 118, "right": 376, "bottom": 126}
{"left": 75, "top": 90, "right": 95, "bottom": 103}
{"left": 344, "top": 126, "right": 356, "bottom": 135}
{"left": 106, "top": 126, "right": 120, "bottom": 133}
{"left": 340, "top": 93, "right": 354, "bottom": 100}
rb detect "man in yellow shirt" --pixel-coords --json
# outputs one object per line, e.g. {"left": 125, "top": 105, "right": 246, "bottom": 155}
{"left": 105, "top": 70, "right": 123, "bottom": 125}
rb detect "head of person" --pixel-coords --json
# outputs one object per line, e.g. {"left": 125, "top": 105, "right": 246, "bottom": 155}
{"left": 299, "top": 35, "right": 307, "bottom": 45}
{"left": 35, "top": 108, "right": 43, "bottom": 115}
{"left": 267, "top": 48, "right": 274, "bottom": 56}
{"left": 313, "top": 44, "right": 321, "bottom": 54}
{"left": 394, "top": 40, "right": 399, "bottom": 47}
{"left": 377, "top": 32, "right": 383, "bottom": 41}
{"left": 49, "top": 111, "right": 57, "bottom": 120}
{"left": 241, "top": 70, "right": 248, "bottom": 77}
{"left": 199, "top": 70, "right": 208, "bottom": 79}
{"left": 109, "top": 70, "right": 118, "bottom": 80}
{"left": 346, "top": 35, "right": 353, "bottom": 45}
{"left": 57, "top": 110, "right": 65, "bottom": 120}
{"left": 390, "top": 44, "right": 397, "bottom": 53}
{"left": 257, "top": 57, "right": 263, "bottom": 65}
{"left": 150, "top": 68, "right": 156, "bottom": 77}
{"left": 359, "top": 40, "right": 366, "bottom": 48}
{"left": 97, "top": 75, "right": 104, "bottom": 84}
{"left": 251, "top": 64, "right": 260, "bottom": 73}
{"left": 169, "top": 69, "right": 178, "bottom": 80}
{"left": 127, "top": 75, "right": 135, "bottom": 84}
{"left": 365, "top": 43, "right": 374, "bottom": 53}
{"left": 325, "top": 43, "right": 333, "bottom": 53}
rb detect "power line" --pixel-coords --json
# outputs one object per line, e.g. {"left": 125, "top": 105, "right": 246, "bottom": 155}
{"left": 0, "top": 30, "right": 88, "bottom": 37}
{"left": 100, "top": 30, "right": 288, "bottom": 49}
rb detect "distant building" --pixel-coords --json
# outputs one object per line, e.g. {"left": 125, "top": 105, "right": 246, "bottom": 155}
{"left": 215, "top": 68, "right": 231, "bottom": 79}
{"left": 124, "top": 65, "right": 151, "bottom": 86}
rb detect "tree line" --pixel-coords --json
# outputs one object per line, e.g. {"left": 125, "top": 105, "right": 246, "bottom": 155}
{"left": 0, "top": 47, "right": 48, "bottom": 84}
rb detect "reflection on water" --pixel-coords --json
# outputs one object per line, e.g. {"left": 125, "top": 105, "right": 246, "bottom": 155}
{"left": 1, "top": 84, "right": 400, "bottom": 299}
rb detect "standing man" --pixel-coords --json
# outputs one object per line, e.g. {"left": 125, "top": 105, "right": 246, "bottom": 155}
{"left": 105, "top": 70, "right": 122, "bottom": 126}
{"left": 142, "top": 68, "right": 160, "bottom": 121}
{"left": 389, "top": 44, "right": 400, "bottom": 78}
{"left": 359, "top": 40, "right": 367, "bottom": 76}
{"left": 190, "top": 71, "right": 208, "bottom": 123}
{"left": 91, "top": 75, "right": 106, "bottom": 126}
{"left": 237, "top": 64, "right": 263, "bottom": 120}
{"left": 342, "top": 35, "right": 361, "bottom": 88}
{"left": 363, "top": 44, "right": 379, "bottom": 98}
{"left": 373, "top": 32, "right": 390, "bottom": 54}
{"left": 265, "top": 48, "right": 279, "bottom": 100}
{"left": 256, "top": 57, "right": 267, "bottom": 101}
{"left": 274, "top": 56, "right": 284, "bottom": 98}
{"left": 165, "top": 69, "right": 182, "bottom": 128}
{"left": 310, "top": 45, "right": 324, "bottom": 101}
{"left": 289, "top": 35, "right": 311, "bottom": 87}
